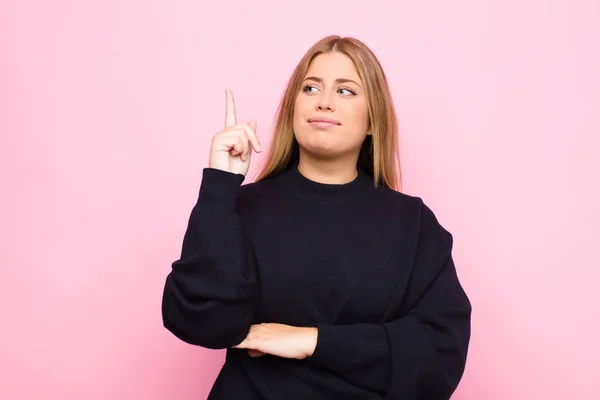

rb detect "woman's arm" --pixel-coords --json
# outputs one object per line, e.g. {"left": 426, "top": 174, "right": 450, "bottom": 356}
{"left": 308, "top": 202, "right": 472, "bottom": 399}
{"left": 161, "top": 168, "right": 257, "bottom": 349}
{"left": 310, "top": 250, "right": 471, "bottom": 399}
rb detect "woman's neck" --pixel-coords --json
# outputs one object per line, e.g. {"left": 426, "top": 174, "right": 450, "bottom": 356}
{"left": 297, "top": 155, "right": 359, "bottom": 185}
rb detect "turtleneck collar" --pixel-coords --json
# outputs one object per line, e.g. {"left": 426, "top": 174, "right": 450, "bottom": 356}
{"left": 274, "top": 161, "right": 375, "bottom": 205}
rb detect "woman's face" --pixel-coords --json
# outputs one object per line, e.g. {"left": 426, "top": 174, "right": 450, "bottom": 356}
{"left": 293, "top": 52, "right": 370, "bottom": 160}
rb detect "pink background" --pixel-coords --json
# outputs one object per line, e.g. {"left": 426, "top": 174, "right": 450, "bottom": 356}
{"left": 1, "top": 1, "right": 599, "bottom": 399}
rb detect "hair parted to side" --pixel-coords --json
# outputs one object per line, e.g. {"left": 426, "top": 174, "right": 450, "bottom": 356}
{"left": 253, "top": 35, "right": 402, "bottom": 191}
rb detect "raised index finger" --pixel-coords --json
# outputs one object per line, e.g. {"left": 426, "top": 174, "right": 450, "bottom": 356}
{"left": 225, "top": 89, "right": 236, "bottom": 128}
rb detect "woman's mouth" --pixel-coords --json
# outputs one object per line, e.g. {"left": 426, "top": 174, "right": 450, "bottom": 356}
{"left": 308, "top": 118, "right": 341, "bottom": 128}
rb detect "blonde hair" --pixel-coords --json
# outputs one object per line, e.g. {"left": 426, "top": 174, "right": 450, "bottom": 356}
{"left": 254, "top": 35, "right": 402, "bottom": 191}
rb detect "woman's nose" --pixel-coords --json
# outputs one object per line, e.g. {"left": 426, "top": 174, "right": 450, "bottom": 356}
{"left": 316, "top": 92, "right": 335, "bottom": 111}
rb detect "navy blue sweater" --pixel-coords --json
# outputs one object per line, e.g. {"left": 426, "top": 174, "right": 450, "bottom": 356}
{"left": 161, "top": 162, "right": 471, "bottom": 399}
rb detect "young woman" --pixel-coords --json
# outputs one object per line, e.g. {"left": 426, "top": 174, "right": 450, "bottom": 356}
{"left": 161, "top": 35, "right": 472, "bottom": 400}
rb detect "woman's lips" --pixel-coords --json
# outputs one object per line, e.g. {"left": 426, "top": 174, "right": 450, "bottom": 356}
{"left": 310, "top": 121, "right": 338, "bottom": 128}
{"left": 308, "top": 118, "right": 340, "bottom": 128}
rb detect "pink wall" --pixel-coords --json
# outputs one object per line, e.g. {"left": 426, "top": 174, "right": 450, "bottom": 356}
{"left": 2, "top": 1, "right": 599, "bottom": 399}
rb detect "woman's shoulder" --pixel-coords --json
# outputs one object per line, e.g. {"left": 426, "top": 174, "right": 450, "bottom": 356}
{"left": 235, "top": 175, "right": 282, "bottom": 212}
{"left": 238, "top": 174, "right": 279, "bottom": 197}
{"left": 372, "top": 185, "right": 427, "bottom": 214}
{"left": 376, "top": 187, "right": 453, "bottom": 249}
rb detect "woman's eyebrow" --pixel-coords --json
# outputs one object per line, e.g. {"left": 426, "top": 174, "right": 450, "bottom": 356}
{"left": 304, "top": 76, "right": 362, "bottom": 87}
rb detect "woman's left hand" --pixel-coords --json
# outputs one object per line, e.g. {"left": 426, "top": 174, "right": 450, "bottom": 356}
{"left": 231, "top": 323, "right": 318, "bottom": 360}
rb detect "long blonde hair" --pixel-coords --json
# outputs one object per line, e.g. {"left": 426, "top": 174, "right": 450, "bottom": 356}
{"left": 254, "top": 35, "right": 402, "bottom": 191}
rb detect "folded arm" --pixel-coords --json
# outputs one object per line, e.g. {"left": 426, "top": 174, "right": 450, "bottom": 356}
{"left": 309, "top": 202, "right": 472, "bottom": 399}
{"left": 161, "top": 168, "right": 257, "bottom": 349}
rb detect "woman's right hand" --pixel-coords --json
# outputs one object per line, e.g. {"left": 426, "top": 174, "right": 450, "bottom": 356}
{"left": 208, "top": 89, "right": 262, "bottom": 176}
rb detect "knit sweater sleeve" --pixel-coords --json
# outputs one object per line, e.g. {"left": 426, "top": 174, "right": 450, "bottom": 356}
{"left": 308, "top": 201, "right": 472, "bottom": 399}
{"left": 161, "top": 168, "right": 257, "bottom": 349}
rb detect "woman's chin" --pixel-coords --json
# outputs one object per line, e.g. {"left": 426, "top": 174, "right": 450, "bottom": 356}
{"left": 300, "top": 142, "right": 353, "bottom": 160}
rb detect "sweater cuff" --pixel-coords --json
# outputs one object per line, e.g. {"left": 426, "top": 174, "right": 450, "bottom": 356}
{"left": 309, "top": 323, "right": 346, "bottom": 366}
{"left": 308, "top": 323, "right": 387, "bottom": 370}
{"left": 198, "top": 168, "right": 245, "bottom": 213}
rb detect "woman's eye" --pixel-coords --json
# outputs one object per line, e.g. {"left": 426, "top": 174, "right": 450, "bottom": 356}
{"left": 339, "top": 87, "right": 356, "bottom": 96}
{"left": 302, "top": 85, "right": 317, "bottom": 93}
